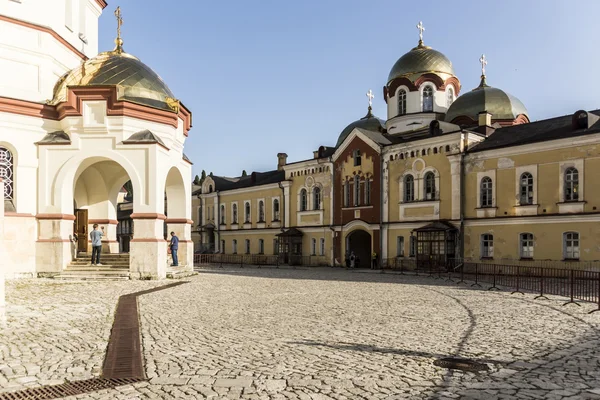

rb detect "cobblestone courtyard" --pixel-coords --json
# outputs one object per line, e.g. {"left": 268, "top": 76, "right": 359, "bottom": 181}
{"left": 1, "top": 268, "right": 600, "bottom": 399}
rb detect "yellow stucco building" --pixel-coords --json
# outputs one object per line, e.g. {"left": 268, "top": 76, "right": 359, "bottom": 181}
{"left": 193, "top": 26, "right": 600, "bottom": 269}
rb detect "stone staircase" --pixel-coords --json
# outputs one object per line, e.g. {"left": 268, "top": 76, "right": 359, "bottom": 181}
{"left": 55, "top": 253, "right": 131, "bottom": 280}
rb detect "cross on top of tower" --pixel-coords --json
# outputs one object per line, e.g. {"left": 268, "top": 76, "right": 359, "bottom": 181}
{"left": 114, "top": 6, "right": 124, "bottom": 53}
{"left": 417, "top": 21, "right": 425, "bottom": 43}
{"left": 366, "top": 89, "right": 374, "bottom": 107}
{"left": 480, "top": 54, "right": 487, "bottom": 76}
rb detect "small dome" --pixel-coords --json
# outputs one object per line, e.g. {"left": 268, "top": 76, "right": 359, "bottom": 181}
{"left": 51, "top": 50, "right": 178, "bottom": 112}
{"left": 336, "top": 107, "right": 386, "bottom": 147}
{"left": 445, "top": 76, "right": 528, "bottom": 124}
{"left": 388, "top": 43, "right": 455, "bottom": 84}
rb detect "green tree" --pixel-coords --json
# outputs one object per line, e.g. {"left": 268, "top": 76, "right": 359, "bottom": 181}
{"left": 241, "top": 170, "right": 247, "bottom": 177}
{"left": 123, "top": 180, "right": 133, "bottom": 198}
{"left": 200, "top": 170, "right": 206, "bottom": 184}
{"left": 193, "top": 175, "right": 200, "bottom": 185}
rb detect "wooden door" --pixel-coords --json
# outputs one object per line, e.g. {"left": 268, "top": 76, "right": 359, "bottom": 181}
{"left": 75, "top": 209, "right": 88, "bottom": 253}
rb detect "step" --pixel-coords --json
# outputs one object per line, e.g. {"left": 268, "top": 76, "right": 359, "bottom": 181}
{"left": 54, "top": 275, "right": 130, "bottom": 281}
{"left": 62, "top": 269, "right": 129, "bottom": 275}
{"left": 70, "top": 261, "right": 130, "bottom": 266}
{"left": 66, "top": 266, "right": 129, "bottom": 272}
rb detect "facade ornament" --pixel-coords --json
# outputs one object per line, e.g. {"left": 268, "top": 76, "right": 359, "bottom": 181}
{"left": 417, "top": 21, "right": 425, "bottom": 46}
{"left": 114, "top": 6, "right": 124, "bottom": 53}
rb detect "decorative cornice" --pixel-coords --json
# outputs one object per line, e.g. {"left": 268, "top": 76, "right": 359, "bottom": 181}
{"left": 165, "top": 218, "right": 194, "bottom": 224}
{"left": 95, "top": 0, "right": 108, "bottom": 10}
{"left": 36, "top": 213, "right": 76, "bottom": 221}
{"left": 89, "top": 219, "right": 119, "bottom": 225}
{"left": 130, "top": 213, "right": 167, "bottom": 220}
{"left": 387, "top": 75, "right": 462, "bottom": 100}
{"left": 0, "top": 96, "right": 58, "bottom": 120}
{"left": 0, "top": 15, "right": 87, "bottom": 60}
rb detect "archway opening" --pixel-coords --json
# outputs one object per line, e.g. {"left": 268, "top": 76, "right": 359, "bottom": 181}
{"left": 346, "top": 229, "right": 372, "bottom": 268}
{"left": 164, "top": 167, "right": 189, "bottom": 265}
{"left": 73, "top": 160, "right": 132, "bottom": 255}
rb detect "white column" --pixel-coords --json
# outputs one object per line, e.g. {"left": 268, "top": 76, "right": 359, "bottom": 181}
{"left": 282, "top": 181, "right": 291, "bottom": 228}
{"left": 448, "top": 155, "right": 462, "bottom": 220}
{"left": 0, "top": 180, "right": 6, "bottom": 324}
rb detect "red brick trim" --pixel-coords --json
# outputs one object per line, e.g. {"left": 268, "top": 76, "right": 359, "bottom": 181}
{"left": 130, "top": 213, "right": 167, "bottom": 220}
{"left": 165, "top": 218, "right": 194, "bottom": 224}
{"left": 0, "top": 15, "right": 87, "bottom": 60}
{"left": 0, "top": 96, "right": 59, "bottom": 120}
{"left": 4, "top": 212, "right": 34, "bottom": 218}
{"left": 95, "top": 0, "right": 108, "bottom": 9}
{"left": 37, "top": 239, "right": 71, "bottom": 243}
{"left": 89, "top": 219, "right": 119, "bottom": 225}
{"left": 130, "top": 238, "right": 168, "bottom": 243}
{"left": 36, "top": 213, "right": 76, "bottom": 221}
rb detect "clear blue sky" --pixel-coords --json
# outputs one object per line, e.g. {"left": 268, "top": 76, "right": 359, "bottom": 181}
{"left": 98, "top": 0, "right": 600, "bottom": 179}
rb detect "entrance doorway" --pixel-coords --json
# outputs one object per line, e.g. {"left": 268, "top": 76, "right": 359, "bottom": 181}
{"left": 74, "top": 209, "right": 88, "bottom": 253}
{"left": 413, "top": 221, "right": 457, "bottom": 271}
{"left": 346, "top": 230, "right": 371, "bottom": 268}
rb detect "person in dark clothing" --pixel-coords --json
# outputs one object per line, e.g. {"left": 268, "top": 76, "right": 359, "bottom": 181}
{"left": 169, "top": 231, "right": 179, "bottom": 266}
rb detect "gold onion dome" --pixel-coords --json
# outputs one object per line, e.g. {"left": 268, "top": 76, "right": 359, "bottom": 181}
{"left": 387, "top": 42, "right": 456, "bottom": 84}
{"left": 445, "top": 75, "right": 529, "bottom": 123}
{"left": 336, "top": 106, "right": 385, "bottom": 147}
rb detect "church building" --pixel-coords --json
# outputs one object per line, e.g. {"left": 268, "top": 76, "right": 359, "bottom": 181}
{"left": 196, "top": 22, "right": 600, "bottom": 268}
{"left": 0, "top": 1, "right": 194, "bottom": 279}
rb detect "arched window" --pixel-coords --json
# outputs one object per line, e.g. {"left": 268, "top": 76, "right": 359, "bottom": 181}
{"left": 245, "top": 202, "right": 251, "bottom": 223}
{"left": 220, "top": 204, "right": 225, "bottom": 224}
{"left": 208, "top": 185, "right": 213, "bottom": 193}
{"left": 258, "top": 200, "right": 265, "bottom": 222}
{"left": 424, "top": 172, "right": 436, "bottom": 200}
{"left": 519, "top": 172, "right": 534, "bottom": 205}
{"left": 313, "top": 187, "right": 321, "bottom": 210}
{"left": 446, "top": 88, "right": 454, "bottom": 108}
{"left": 273, "top": 199, "right": 280, "bottom": 221}
{"left": 480, "top": 177, "right": 493, "bottom": 207}
{"left": 232, "top": 203, "right": 238, "bottom": 224}
{"left": 564, "top": 167, "right": 579, "bottom": 201}
{"left": 343, "top": 181, "right": 350, "bottom": 207}
{"left": 404, "top": 175, "right": 414, "bottom": 202}
{"left": 364, "top": 179, "right": 371, "bottom": 205}
{"left": 300, "top": 189, "right": 307, "bottom": 211}
{"left": 353, "top": 175, "right": 360, "bottom": 206}
{"left": 423, "top": 86, "right": 434, "bottom": 112}
{"left": 564, "top": 232, "right": 580, "bottom": 260}
{"left": 398, "top": 89, "right": 407, "bottom": 116}
{"left": 0, "top": 147, "right": 13, "bottom": 201}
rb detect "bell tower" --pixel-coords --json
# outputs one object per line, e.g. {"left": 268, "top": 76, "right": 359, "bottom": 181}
{"left": 0, "top": 0, "right": 106, "bottom": 103}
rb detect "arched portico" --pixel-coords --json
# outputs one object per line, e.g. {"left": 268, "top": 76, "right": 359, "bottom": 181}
{"left": 163, "top": 166, "right": 193, "bottom": 268}
{"left": 345, "top": 229, "right": 372, "bottom": 268}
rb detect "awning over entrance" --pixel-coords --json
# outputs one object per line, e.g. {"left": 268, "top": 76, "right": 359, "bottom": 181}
{"left": 412, "top": 221, "right": 457, "bottom": 271}
{"left": 412, "top": 221, "right": 457, "bottom": 233}
{"left": 276, "top": 227, "right": 303, "bottom": 237}
{"left": 276, "top": 228, "right": 303, "bottom": 265}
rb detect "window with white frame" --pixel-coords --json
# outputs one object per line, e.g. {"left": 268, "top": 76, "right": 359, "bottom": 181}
{"left": 245, "top": 239, "right": 250, "bottom": 254}
{"left": 353, "top": 149, "right": 361, "bottom": 166}
{"left": 311, "top": 238, "right": 316, "bottom": 255}
{"left": 258, "top": 239, "right": 264, "bottom": 254}
{"left": 398, "top": 89, "right": 407, "bottom": 116}
{"left": 519, "top": 172, "right": 534, "bottom": 205}
{"left": 258, "top": 200, "right": 265, "bottom": 222}
{"left": 232, "top": 203, "right": 238, "bottom": 224}
{"left": 404, "top": 175, "right": 414, "bottom": 202}
{"left": 313, "top": 187, "right": 321, "bottom": 210}
{"left": 245, "top": 202, "right": 251, "bottom": 223}
{"left": 232, "top": 239, "right": 237, "bottom": 254}
{"left": 409, "top": 236, "right": 416, "bottom": 257}
{"left": 320, "top": 238, "right": 325, "bottom": 256}
{"left": 220, "top": 205, "right": 225, "bottom": 225}
{"left": 353, "top": 175, "right": 360, "bottom": 206}
{"left": 424, "top": 172, "right": 436, "bottom": 200}
{"left": 364, "top": 179, "right": 371, "bottom": 205}
{"left": 273, "top": 238, "right": 279, "bottom": 255}
{"left": 273, "top": 199, "right": 280, "bottom": 220}
{"left": 563, "top": 232, "right": 580, "bottom": 260}
{"left": 481, "top": 234, "right": 494, "bottom": 258}
{"left": 300, "top": 189, "right": 307, "bottom": 211}
{"left": 564, "top": 167, "right": 579, "bottom": 201}
{"left": 480, "top": 176, "right": 493, "bottom": 207}
{"left": 446, "top": 88, "right": 454, "bottom": 108}
{"left": 520, "top": 233, "right": 534, "bottom": 258}
{"left": 220, "top": 240, "right": 225, "bottom": 254}
{"left": 397, "top": 236, "right": 404, "bottom": 257}
{"left": 423, "top": 86, "right": 434, "bottom": 112}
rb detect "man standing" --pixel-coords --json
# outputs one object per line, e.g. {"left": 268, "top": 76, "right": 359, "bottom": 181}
{"left": 372, "top": 251, "right": 377, "bottom": 269}
{"left": 90, "top": 224, "right": 103, "bottom": 266}
{"left": 169, "top": 231, "right": 179, "bottom": 266}
{"left": 349, "top": 251, "right": 355, "bottom": 269}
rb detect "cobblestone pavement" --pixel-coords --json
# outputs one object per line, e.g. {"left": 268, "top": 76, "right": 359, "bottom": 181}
{"left": 2, "top": 268, "right": 600, "bottom": 399}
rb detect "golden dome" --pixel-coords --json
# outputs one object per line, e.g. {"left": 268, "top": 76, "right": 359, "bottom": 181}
{"left": 387, "top": 43, "right": 455, "bottom": 84}
{"left": 50, "top": 50, "right": 179, "bottom": 112}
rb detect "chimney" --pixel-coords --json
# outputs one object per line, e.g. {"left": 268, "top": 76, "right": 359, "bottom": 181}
{"left": 477, "top": 111, "right": 495, "bottom": 136}
{"left": 277, "top": 153, "right": 288, "bottom": 171}
{"left": 313, "top": 151, "right": 319, "bottom": 159}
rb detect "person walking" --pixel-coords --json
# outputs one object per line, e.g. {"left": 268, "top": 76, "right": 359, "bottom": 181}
{"left": 349, "top": 251, "right": 355, "bottom": 268}
{"left": 372, "top": 251, "right": 377, "bottom": 269}
{"left": 169, "top": 231, "right": 179, "bottom": 266}
{"left": 90, "top": 224, "right": 104, "bottom": 266}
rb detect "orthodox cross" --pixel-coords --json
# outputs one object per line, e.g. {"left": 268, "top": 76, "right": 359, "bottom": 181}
{"left": 417, "top": 21, "right": 425, "bottom": 42}
{"left": 479, "top": 54, "right": 487, "bottom": 76}
{"left": 366, "top": 89, "right": 374, "bottom": 107}
{"left": 115, "top": 6, "right": 123, "bottom": 40}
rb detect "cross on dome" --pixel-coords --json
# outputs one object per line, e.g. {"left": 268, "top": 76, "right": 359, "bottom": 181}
{"left": 479, "top": 54, "right": 487, "bottom": 76}
{"left": 417, "top": 21, "right": 425, "bottom": 43}
{"left": 114, "top": 6, "right": 124, "bottom": 53}
{"left": 366, "top": 89, "right": 374, "bottom": 107}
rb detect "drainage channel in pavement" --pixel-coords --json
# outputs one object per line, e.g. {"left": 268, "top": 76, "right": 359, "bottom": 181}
{"left": 0, "top": 281, "right": 189, "bottom": 400}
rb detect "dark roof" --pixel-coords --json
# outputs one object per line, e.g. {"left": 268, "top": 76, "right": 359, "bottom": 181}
{"left": 413, "top": 221, "right": 457, "bottom": 232}
{"left": 336, "top": 107, "right": 386, "bottom": 147}
{"left": 182, "top": 153, "right": 192, "bottom": 164}
{"left": 123, "top": 129, "right": 167, "bottom": 147}
{"left": 469, "top": 110, "right": 600, "bottom": 153}
{"left": 385, "top": 121, "right": 462, "bottom": 145}
{"left": 211, "top": 170, "right": 286, "bottom": 192}
{"left": 35, "top": 131, "right": 70, "bottom": 145}
{"left": 276, "top": 227, "right": 303, "bottom": 237}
